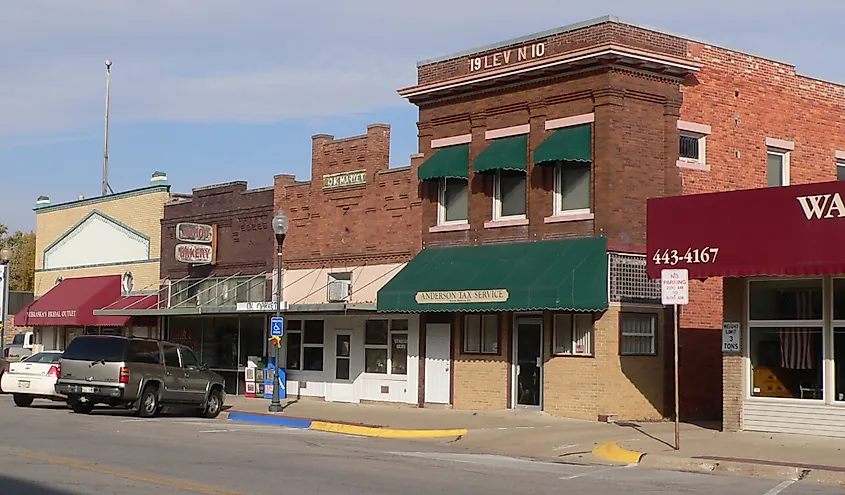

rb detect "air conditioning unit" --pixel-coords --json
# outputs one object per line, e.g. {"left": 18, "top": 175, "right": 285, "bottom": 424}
{"left": 327, "top": 273, "right": 352, "bottom": 302}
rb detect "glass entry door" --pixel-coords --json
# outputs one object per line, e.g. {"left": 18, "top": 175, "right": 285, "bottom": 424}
{"left": 335, "top": 333, "right": 351, "bottom": 381}
{"left": 514, "top": 319, "right": 542, "bottom": 408}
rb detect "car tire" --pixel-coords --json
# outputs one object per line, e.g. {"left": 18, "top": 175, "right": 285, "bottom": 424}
{"left": 69, "top": 397, "right": 95, "bottom": 414}
{"left": 202, "top": 388, "right": 224, "bottom": 419}
{"left": 137, "top": 384, "right": 159, "bottom": 418}
{"left": 13, "top": 394, "right": 34, "bottom": 407}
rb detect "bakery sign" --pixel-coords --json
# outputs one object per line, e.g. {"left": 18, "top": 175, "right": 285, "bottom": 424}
{"left": 175, "top": 243, "right": 213, "bottom": 264}
{"left": 415, "top": 289, "right": 509, "bottom": 304}
{"left": 176, "top": 222, "right": 214, "bottom": 243}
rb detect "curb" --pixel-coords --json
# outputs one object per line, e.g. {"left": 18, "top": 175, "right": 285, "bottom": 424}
{"left": 592, "top": 442, "right": 644, "bottom": 464}
{"left": 225, "top": 411, "right": 468, "bottom": 439}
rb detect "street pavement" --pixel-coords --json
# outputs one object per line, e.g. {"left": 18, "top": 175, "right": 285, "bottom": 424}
{"left": 0, "top": 396, "right": 841, "bottom": 495}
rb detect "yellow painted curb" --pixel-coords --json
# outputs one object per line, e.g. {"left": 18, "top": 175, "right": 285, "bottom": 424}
{"left": 309, "top": 421, "right": 467, "bottom": 439}
{"left": 592, "top": 442, "right": 644, "bottom": 464}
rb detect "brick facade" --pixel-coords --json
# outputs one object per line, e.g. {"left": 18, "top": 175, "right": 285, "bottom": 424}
{"left": 274, "top": 124, "right": 422, "bottom": 273}
{"left": 409, "top": 16, "right": 845, "bottom": 420}
{"left": 160, "top": 182, "right": 275, "bottom": 282}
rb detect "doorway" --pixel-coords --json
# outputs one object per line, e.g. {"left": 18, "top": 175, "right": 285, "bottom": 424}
{"left": 424, "top": 324, "right": 451, "bottom": 404}
{"left": 326, "top": 330, "right": 357, "bottom": 403}
{"left": 513, "top": 317, "right": 543, "bottom": 408}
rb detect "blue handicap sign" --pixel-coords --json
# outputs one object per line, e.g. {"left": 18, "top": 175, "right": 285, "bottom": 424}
{"left": 270, "top": 317, "right": 284, "bottom": 337}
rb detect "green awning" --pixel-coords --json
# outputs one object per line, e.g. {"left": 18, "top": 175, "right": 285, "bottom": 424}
{"left": 473, "top": 135, "right": 527, "bottom": 173}
{"left": 417, "top": 144, "right": 469, "bottom": 181}
{"left": 533, "top": 124, "right": 592, "bottom": 165}
{"left": 377, "top": 237, "right": 608, "bottom": 313}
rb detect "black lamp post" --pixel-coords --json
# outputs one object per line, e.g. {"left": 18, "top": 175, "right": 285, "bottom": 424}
{"left": 0, "top": 248, "right": 11, "bottom": 348}
{"left": 269, "top": 209, "right": 288, "bottom": 413}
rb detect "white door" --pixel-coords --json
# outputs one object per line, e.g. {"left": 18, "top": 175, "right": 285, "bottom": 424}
{"left": 325, "top": 330, "right": 358, "bottom": 403}
{"left": 425, "top": 324, "right": 451, "bottom": 404}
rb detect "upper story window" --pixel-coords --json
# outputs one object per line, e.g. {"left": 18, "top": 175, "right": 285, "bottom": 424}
{"left": 765, "top": 138, "right": 794, "bottom": 188}
{"left": 554, "top": 162, "right": 591, "bottom": 216}
{"left": 438, "top": 177, "right": 469, "bottom": 225}
{"left": 327, "top": 272, "right": 352, "bottom": 302}
{"left": 493, "top": 170, "right": 527, "bottom": 220}
{"left": 836, "top": 153, "right": 845, "bottom": 181}
{"left": 676, "top": 121, "right": 710, "bottom": 171}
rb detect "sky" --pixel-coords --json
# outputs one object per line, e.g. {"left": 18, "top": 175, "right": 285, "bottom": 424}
{"left": 1, "top": 1, "right": 843, "bottom": 233}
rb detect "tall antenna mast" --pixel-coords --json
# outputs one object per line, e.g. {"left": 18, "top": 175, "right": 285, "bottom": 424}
{"left": 102, "top": 59, "right": 113, "bottom": 196}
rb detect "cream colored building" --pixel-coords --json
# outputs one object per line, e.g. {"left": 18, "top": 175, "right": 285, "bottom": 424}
{"left": 34, "top": 174, "right": 170, "bottom": 296}
{"left": 20, "top": 172, "right": 172, "bottom": 349}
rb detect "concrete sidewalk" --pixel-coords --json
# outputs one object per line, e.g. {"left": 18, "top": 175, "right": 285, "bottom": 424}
{"left": 223, "top": 397, "right": 845, "bottom": 485}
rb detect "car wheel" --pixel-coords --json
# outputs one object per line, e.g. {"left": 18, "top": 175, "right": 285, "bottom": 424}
{"left": 137, "top": 385, "right": 159, "bottom": 418}
{"left": 69, "top": 397, "right": 95, "bottom": 414}
{"left": 202, "top": 388, "right": 224, "bottom": 419}
{"left": 13, "top": 394, "right": 34, "bottom": 407}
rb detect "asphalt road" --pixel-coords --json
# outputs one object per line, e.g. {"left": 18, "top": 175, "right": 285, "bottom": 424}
{"left": 0, "top": 396, "right": 841, "bottom": 495}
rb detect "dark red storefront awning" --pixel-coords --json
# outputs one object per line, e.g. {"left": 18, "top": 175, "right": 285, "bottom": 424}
{"left": 647, "top": 180, "right": 845, "bottom": 279}
{"left": 14, "top": 275, "right": 129, "bottom": 327}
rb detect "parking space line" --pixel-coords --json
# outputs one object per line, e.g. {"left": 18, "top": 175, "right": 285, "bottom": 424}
{"left": 17, "top": 451, "right": 245, "bottom": 495}
{"left": 763, "top": 480, "right": 796, "bottom": 495}
{"left": 559, "top": 463, "right": 637, "bottom": 480}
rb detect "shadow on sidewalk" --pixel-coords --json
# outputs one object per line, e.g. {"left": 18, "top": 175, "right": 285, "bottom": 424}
{"left": 617, "top": 421, "right": 675, "bottom": 449}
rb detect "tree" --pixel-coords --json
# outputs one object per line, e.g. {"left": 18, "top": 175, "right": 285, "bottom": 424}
{"left": 0, "top": 224, "right": 36, "bottom": 291}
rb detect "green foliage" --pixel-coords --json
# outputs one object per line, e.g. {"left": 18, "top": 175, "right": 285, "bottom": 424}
{"left": 0, "top": 224, "right": 36, "bottom": 291}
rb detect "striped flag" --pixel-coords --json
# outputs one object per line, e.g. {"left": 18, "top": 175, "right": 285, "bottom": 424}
{"left": 779, "top": 290, "right": 814, "bottom": 370}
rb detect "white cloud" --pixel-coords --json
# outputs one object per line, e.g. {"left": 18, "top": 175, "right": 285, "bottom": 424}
{"left": 1, "top": 1, "right": 843, "bottom": 137}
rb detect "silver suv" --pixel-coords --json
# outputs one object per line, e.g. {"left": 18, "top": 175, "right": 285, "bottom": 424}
{"left": 55, "top": 336, "right": 226, "bottom": 418}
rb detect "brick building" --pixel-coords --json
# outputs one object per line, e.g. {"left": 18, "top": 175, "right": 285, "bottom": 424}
{"left": 15, "top": 173, "right": 171, "bottom": 350}
{"left": 97, "top": 181, "right": 276, "bottom": 395}
{"left": 377, "top": 15, "right": 845, "bottom": 423}
{"left": 275, "top": 124, "right": 424, "bottom": 405}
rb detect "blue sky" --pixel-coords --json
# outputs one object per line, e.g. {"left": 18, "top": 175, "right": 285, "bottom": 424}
{"left": 2, "top": 1, "right": 843, "bottom": 232}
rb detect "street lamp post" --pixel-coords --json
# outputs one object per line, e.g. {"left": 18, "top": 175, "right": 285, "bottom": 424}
{"left": 269, "top": 209, "right": 288, "bottom": 413}
{"left": 0, "top": 248, "right": 13, "bottom": 348}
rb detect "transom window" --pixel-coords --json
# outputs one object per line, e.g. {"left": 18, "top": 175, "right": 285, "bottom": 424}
{"left": 438, "top": 178, "right": 469, "bottom": 225}
{"left": 493, "top": 170, "right": 526, "bottom": 220}
{"left": 554, "top": 161, "right": 591, "bottom": 215}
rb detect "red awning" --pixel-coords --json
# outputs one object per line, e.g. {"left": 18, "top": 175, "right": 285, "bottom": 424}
{"left": 14, "top": 275, "right": 125, "bottom": 327}
{"left": 647, "top": 180, "right": 845, "bottom": 279}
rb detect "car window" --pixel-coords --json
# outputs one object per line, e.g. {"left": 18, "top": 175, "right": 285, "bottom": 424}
{"left": 179, "top": 348, "right": 201, "bottom": 369}
{"left": 23, "top": 352, "right": 62, "bottom": 364}
{"left": 162, "top": 345, "right": 181, "bottom": 368}
{"left": 11, "top": 334, "right": 24, "bottom": 346}
{"left": 62, "top": 336, "right": 127, "bottom": 362}
{"left": 126, "top": 340, "right": 161, "bottom": 365}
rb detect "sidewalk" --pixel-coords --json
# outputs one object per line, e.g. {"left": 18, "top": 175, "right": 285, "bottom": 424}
{"left": 223, "top": 397, "right": 845, "bottom": 485}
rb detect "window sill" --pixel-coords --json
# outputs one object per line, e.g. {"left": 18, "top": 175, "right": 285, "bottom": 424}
{"left": 619, "top": 354, "right": 658, "bottom": 357}
{"left": 676, "top": 159, "right": 710, "bottom": 172}
{"left": 552, "top": 353, "right": 594, "bottom": 358}
{"left": 461, "top": 351, "right": 500, "bottom": 356}
{"left": 362, "top": 373, "right": 410, "bottom": 380}
{"left": 544, "top": 212, "right": 594, "bottom": 223}
{"left": 484, "top": 218, "right": 529, "bottom": 229}
{"left": 429, "top": 223, "right": 470, "bottom": 233}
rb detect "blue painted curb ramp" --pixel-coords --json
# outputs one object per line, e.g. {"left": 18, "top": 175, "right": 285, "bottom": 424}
{"left": 226, "top": 412, "right": 312, "bottom": 429}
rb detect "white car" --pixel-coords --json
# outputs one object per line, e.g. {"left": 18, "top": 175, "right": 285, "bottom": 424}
{"left": 1, "top": 351, "right": 65, "bottom": 407}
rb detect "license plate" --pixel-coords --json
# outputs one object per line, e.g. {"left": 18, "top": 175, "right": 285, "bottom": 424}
{"left": 81, "top": 386, "right": 94, "bottom": 393}
{"left": 18, "top": 381, "right": 29, "bottom": 389}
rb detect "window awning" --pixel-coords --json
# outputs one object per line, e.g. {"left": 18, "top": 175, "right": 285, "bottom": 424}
{"left": 14, "top": 275, "right": 136, "bottom": 327}
{"left": 377, "top": 237, "right": 608, "bottom": 313}
{"left": 533, "top": 124, "right": 592, "bottom": 165}
{"left": 647, "top": 180, "right": 845, "bottom": 279}
{"left": 473, "top": 135, "right": 527, "bottom": 173}
{"left": 417, "top": 144, "right": 470, "bottom": 181}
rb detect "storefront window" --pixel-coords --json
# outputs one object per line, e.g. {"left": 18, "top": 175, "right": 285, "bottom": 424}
{"left": 463, "top": 315, "right": 498, "bottom": 354}
{"left": 555, "top": 313, "right": 594, "bottom": 356}
{"left": 749, "top": 279, "right": 823, "bottom": 400}
{"left": 285, "top": 320, "right": 324, "bottom": 371}
{"left": 833, "top": 279, "right": 845, "bottom": 402}
{"left": 364, "top": 319, "right": 408, "bottom": 375}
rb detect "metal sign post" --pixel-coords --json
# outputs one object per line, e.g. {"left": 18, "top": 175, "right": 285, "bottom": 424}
{"left": 661, "top": 268, "right": 689, "bottom": 451}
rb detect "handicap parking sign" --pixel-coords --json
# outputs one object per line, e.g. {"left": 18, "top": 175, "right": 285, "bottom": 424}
{"left": 270, "top": 317, "right": 284, "bottom": 337}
